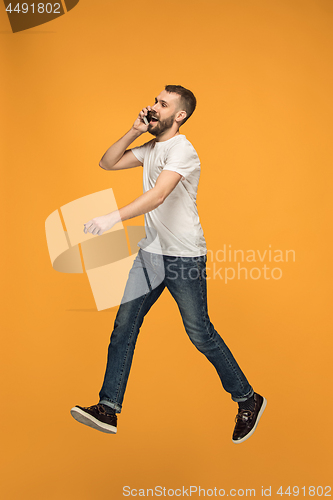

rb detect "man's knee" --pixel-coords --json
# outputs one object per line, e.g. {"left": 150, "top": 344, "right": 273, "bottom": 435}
{"left": 187, "top": 328, "right": 212, "bottom": 348}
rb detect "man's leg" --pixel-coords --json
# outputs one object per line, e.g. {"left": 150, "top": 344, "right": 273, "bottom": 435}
{"left": 163, "top": 254, "right": 266, "bottom": 443}
{"left": 98, "top": 256, "right": 165, "bottom": 412}
{"left": 71, "top": 249, "right": 165, "bottom": 432}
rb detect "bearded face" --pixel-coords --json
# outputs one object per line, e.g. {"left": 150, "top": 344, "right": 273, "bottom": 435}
{"left": 147, "top": 112, "right": 177, "bottom": 137}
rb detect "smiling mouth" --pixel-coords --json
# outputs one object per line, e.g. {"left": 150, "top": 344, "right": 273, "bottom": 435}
{"left": 149, "top": 116, "right": 159, "bottom": 123}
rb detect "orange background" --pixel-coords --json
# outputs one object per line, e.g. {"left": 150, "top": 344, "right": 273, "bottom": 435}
{"left": 1, "top": 0, "right": 332, "bottom": 498}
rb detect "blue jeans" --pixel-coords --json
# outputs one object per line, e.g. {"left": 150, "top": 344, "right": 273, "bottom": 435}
{"left": 99, "top": 249, "right": 254, "bottom": 413}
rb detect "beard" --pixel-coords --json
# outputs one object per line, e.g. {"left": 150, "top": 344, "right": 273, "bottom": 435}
{"left": 148, "top": 113, "right": 176, "bottom": 137}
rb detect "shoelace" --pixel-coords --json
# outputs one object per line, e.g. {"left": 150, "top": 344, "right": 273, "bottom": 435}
{"left": 84, "top": 404, "right": 106, "bottom": 413}
{"left": 235, "top": 409, "right": 254, "bottom": 423}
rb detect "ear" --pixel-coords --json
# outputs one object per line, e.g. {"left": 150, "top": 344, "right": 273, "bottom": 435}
{"left": 175, "top": 110, "right": 187, "bottom": 123}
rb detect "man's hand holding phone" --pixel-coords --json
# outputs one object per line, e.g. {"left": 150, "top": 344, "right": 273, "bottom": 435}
{"left": 132, "top": 106, "right": 153, "bottom": 133}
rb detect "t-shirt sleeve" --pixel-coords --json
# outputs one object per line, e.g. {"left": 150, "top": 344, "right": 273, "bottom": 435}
{"left": 130, "top": 140, "right": 153, "bottom": 164}
{"left": 162, "top": 140, "right": 200, "bottom": 179}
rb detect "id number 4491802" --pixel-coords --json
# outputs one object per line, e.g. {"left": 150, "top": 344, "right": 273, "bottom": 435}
{"left": 6, "top": 3, "right": 61, "bottom": 14}
{"left": 276, "top": 486, "right": 331, "bottom": 496}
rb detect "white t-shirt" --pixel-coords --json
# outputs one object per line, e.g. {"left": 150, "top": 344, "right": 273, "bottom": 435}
{"left": 131, "top": 134, "right": 207, "bottom": 257}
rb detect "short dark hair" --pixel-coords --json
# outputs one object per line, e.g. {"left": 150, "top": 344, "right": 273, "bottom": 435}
{"left": 165, "top": 85, "right": 196, "bottom": 126}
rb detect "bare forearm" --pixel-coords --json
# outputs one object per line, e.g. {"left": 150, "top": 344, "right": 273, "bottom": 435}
{"left": 99, "top": 128, "right": 141, "bottom": 170}
{"left": 112, "top": 189, "right": 163, "bottom": 224}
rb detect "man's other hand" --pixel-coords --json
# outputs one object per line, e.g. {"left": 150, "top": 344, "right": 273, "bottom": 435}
{"left": 83, "top": 212, "right": 118, "bottom": 236}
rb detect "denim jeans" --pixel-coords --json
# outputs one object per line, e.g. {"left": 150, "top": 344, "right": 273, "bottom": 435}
{"left": 99, "top": 249, "right": 253, "bottom": 413}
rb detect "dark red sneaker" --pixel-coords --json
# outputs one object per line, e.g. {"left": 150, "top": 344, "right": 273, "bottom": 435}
{"left": 232, "top": 393, "right": 267, "bottom": 444}
{"left": 70, "top": 404, "right": 117, "bottom": 434}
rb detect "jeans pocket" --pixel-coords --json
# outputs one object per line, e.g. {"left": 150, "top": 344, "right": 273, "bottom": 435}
{"left": 151, "top": 253, "right": 160, "bottom": 268}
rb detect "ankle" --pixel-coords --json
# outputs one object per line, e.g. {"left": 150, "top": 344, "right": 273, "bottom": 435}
{"left": 238, "top": 393, "right": 256, "bottom": 412}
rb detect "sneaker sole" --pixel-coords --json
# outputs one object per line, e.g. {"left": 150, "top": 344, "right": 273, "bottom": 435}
{"left": 70, "top": 407, "right": 117, "bottom": 434}
{"left": 232, "top": 396, "right": 267, "bottom": 444}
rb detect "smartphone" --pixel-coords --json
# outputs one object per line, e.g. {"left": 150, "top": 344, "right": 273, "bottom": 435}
{"left": 143, "top": 111, "right": 152, "bottom": 126}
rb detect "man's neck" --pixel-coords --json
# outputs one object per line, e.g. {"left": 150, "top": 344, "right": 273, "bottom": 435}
{"left": 155, "top": 129, "right": 181, "bottom": 142}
